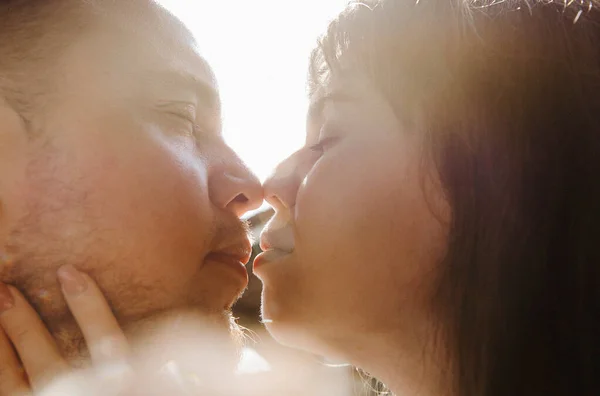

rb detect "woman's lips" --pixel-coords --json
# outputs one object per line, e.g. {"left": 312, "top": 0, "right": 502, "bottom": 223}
{"left": 259, "top": 218, "right": 295, "bottom": 252}
{"left": 253, "top": 249, "right": 291, "bottom": 271}
{"left": 256, "top": 215, "right": 295, "bottom": 271}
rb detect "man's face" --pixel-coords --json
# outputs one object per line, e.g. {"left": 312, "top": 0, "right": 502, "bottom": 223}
{"left": 0, "top": 4, "right": 262, "bottom": 358}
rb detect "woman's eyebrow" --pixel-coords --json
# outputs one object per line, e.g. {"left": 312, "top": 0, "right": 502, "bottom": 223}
{"left": 305, "top": 89, "right": 358, "bottom": 145}
{"left": 307, "top": 90, "right": 357, "bottom": 123}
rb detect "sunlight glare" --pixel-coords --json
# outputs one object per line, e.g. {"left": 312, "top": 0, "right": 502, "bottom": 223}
{"left": 159, "top": 0, "right": 349, "bottom": 181}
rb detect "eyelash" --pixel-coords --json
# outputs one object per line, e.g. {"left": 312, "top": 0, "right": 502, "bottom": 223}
{"left": 308, "top": 136, "right": 339, "bottom": 153}
{"left": 167, "top": 112, "right": 205, "bottom": 139}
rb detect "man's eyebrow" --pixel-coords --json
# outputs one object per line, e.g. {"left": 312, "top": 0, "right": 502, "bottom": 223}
{"left": 146, "top": 70, "right": 221, "bottom": 112}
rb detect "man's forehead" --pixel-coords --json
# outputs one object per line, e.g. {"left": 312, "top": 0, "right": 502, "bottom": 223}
{"left": 60, "top": 1, "right": 221, "bottom": 109}
{"left": 94, "top": 0, "right": 219, "bottom": 90}
{"left": 163, "top": 43, "right": 219, "bottom": 93}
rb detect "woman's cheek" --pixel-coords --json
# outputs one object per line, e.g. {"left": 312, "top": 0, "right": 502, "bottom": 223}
{"left": 293, "top": 148, "right": 376, "bottom": 268}
{"left": 299, "top": 139, "right": 411, "bottom": 252}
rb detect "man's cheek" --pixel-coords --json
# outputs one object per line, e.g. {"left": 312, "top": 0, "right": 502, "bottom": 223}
{"left": 113, "top": 125, "right": 210, "bottom": 215}
{"left": 76, "top": 127, "right": 211, "bottom": 237}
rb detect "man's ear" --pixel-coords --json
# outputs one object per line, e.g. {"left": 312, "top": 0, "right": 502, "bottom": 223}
{"left": 0, "top": 96, "right": 29, "bottom": 262}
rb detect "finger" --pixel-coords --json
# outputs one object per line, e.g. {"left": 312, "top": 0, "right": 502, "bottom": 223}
{"left": 0, "top": 282, "right": 68, "bottom": 391}
{"left": 57, "top": 265, "right": 130, "bottom": 365}
{"left": 0, "top": 326, "right": 30, "bottom": 396}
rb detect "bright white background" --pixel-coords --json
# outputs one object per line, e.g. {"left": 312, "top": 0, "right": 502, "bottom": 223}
{"left": 159, "top": 0, "right": 349, "bottom": 182}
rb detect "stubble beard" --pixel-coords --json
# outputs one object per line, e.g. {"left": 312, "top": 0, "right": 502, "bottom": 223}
{"left": 1, "top": 221, "right": 243, "bottom": 380}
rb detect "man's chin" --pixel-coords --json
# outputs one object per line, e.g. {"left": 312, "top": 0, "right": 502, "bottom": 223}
{"left": 58, "top": 307, "right": 242, "bottom": 379}
{"left": 124, "top": 308, "right": 243, "bottom": 386}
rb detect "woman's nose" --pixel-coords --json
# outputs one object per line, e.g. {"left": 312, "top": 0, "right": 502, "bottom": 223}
{"left": 263, "top": 150, "right": 310, "bottom": 212}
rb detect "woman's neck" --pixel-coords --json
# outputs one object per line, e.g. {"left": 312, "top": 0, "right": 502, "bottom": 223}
{"left": 344, "top": 329, "right": 449, "bottom": 396}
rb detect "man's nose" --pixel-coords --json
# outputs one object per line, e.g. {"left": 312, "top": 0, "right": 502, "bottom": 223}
{"left": 209, "top": 153, "right": 263, "bottom": 218}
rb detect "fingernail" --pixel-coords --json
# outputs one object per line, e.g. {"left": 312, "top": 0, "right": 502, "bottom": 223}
{"left": 0, "top": 282, "right": 15, "bottom": 313}
{"left": 57, "top": 265, "right": 87, "bottom": 296}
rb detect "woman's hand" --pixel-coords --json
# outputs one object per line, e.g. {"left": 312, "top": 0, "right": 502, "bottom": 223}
{"left": 0, "top": 265, "right": 131, "bottom": 395}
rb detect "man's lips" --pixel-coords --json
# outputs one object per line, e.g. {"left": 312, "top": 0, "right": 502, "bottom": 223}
{"left": 205, "top": 252, "right": 249, "bottom": 282}
{"left": 212, "top": 237, "right": 253, "bottom": 264}
{"left": 204, "top": 238, "right": 253, "bottom": 282}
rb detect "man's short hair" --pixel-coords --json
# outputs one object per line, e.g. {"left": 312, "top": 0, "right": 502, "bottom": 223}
{"left": 0, "top": 0, "right": 89, "bottom": 123}
{"left": 0, "top": 0, "right": 188, "bottom": 128}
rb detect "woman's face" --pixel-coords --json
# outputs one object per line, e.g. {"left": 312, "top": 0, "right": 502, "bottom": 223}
{"left": 254, "top": 73, "right": 449, "bottom": 360}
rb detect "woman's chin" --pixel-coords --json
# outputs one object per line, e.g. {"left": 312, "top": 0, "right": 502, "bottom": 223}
{"left": 260, "top": 306, "right": 348, "bottom": 365}
{"left": 260, "top": 298, "right": 307, "bottom": 347}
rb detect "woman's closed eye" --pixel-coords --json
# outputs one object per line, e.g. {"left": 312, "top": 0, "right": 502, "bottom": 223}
{"left": 308, "top": 122, "right": 344, "bottom": 153}
{"left": 308, "top": 136, "right": 341, "bottom": 154}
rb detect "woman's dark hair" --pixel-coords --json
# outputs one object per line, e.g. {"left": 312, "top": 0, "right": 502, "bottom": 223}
{"left": 309, "top": 1, "right": 600, "bottom": 395}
